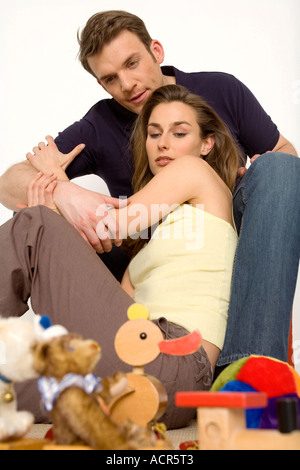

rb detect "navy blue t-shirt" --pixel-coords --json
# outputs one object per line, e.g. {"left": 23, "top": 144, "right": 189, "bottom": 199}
{"left": 56, "top": 66, "right": 279, "bottom": 198}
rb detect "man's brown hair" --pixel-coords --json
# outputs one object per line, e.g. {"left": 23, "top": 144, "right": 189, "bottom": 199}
{"left": 77, "top": 11, "right": 153, "bottom": 78}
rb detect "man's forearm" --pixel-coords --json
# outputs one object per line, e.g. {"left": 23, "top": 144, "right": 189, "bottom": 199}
{"left": 279, "top": 142, "right": 298, "bottom": 157}
{"left": 273, "top": 134, "right": 298, "bottom": 157}
{"left": 0, "top": 161, "right": 38, "bottom": 211}
{"left": 0, "top": 160, "right": 70, "bottom": 212}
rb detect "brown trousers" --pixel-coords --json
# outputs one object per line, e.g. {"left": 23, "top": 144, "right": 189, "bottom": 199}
{"left": 0, "top": 206, "right": 212, "bottom": 429}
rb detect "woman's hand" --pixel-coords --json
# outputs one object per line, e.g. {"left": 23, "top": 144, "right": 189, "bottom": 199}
{"left": 17, "top": 172, "right": 60, "bottom": 214}
{"left": 53, "top": 181, "right": 128, "bottom": 253}
{"left": 26, "top": 135, "right": 85, "bottom": 178}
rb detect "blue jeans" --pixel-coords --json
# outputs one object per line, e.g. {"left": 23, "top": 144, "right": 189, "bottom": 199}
{"left": 217, "top": 152, "right": 300, "bottom": 366}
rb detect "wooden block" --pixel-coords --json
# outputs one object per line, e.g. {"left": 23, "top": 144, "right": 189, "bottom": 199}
{"left": 234, "top": 429, "right": 300, "bottom": 451}
{"left": 197, "top": 407, "right": 300, "bottom": 450}
{"left": 197, "top": 407, "right": 246, "bottom": 450}
{"left": 176, "top": 391, "right": 267, "bottom": 409}
{"left": 177, "top": 392, "right": 300, "bottom": 450}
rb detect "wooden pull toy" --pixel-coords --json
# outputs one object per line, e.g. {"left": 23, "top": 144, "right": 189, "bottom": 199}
{"left": 176, "top": 391, "right": 300, "bottom": 450}
{"left": 110, "top": 303, "right": 202, "bottom": 429}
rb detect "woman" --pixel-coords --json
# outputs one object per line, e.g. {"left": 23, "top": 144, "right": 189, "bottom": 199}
{"left": 0, "top": 85, "right": 239, "bottom": 429}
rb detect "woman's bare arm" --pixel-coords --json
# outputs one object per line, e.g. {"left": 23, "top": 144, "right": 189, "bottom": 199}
{"left": 100, "top": 155, "right": 232, "bottom": 240}
{"left": 121, "top": 267, "right": 135, "bottom": 298}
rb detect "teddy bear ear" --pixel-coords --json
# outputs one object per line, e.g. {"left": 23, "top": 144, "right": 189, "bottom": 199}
{"left": 33, "top": 342, "right": 50, "bottom": 375}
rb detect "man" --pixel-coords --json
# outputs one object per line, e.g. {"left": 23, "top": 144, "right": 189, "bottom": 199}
{"left": 0, "top": 10, "right": 299, "bottom": 370}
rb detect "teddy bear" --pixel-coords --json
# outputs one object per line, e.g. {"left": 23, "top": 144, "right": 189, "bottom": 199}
{"left": 0, "top": 317, "right": 38, "bottom": 441}
{"left": 0, "top": 314, "right": 70, "bottom": 442}
{"left": 33, "top": 333, "right": 156, "bottom": 450}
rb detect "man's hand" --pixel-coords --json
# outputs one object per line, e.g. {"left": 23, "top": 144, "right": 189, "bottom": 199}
{"left": 26, "top": 136, "right": 85, "bottom": 179}
{"left": 237, "top": 133, "right": 298, "bottom": 178}
{"left": 53, "top": 181, "right": 128, "bottom": 253}
{"left": 237, "top": 154, "right": 261, "bottom": 178}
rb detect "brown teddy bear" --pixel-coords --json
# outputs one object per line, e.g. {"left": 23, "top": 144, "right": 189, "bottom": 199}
{"left": 33, "top": 333, "right": 154, "bottom": 450}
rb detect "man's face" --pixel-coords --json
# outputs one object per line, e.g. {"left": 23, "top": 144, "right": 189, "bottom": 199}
{"left": 87, "top": 30, "right": 171, "bottom": 114}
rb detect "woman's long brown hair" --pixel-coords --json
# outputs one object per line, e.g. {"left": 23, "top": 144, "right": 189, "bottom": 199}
{"left": 126, "top": 84, "right": 240, "bottom": 256}
{"left": 132, "top": 84, "right": 240, "bottom": 193}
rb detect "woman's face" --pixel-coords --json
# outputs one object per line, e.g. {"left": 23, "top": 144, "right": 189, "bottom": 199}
{"left": 146, "top": 101, "right": 206, "bottom": 175}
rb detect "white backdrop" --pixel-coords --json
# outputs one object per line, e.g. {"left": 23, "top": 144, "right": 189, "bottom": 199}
{"left": 0, "top": 0, "right": 299, "bottom": 370}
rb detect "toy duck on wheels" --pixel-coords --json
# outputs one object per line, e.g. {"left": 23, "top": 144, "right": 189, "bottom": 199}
{"left": 110, "top": 303, "right": 202, "bottom": 434}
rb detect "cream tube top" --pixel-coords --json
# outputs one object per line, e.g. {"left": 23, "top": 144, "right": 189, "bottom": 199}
{"left": 128, "top": 204, "right": 238, "bottom": 350}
